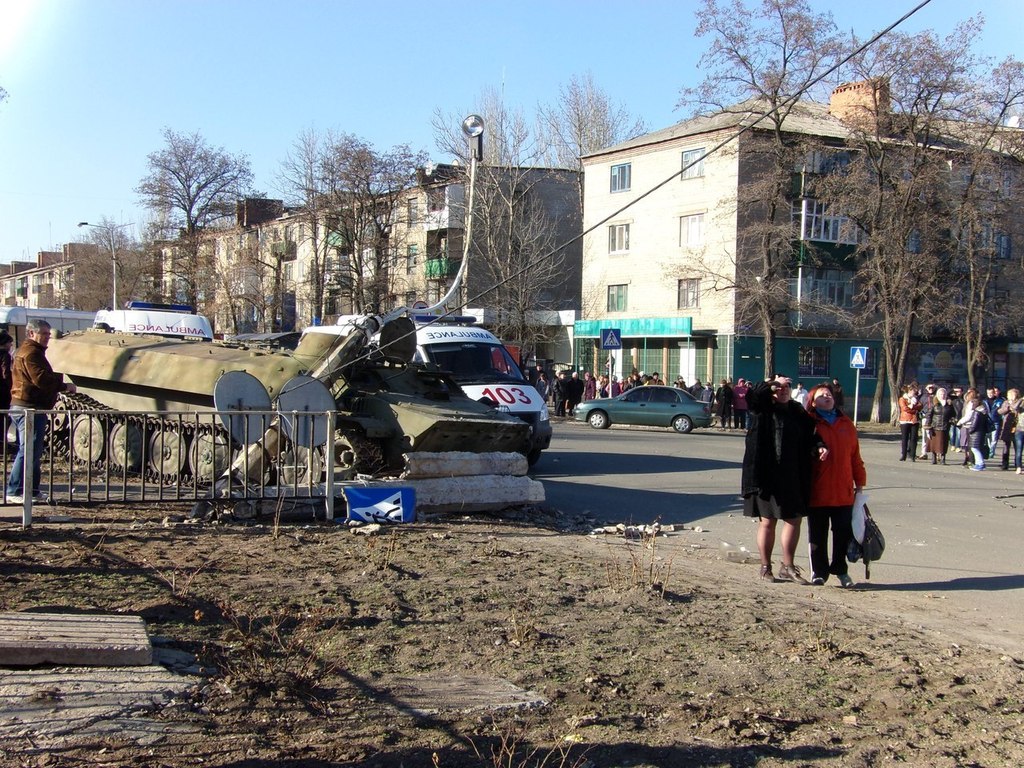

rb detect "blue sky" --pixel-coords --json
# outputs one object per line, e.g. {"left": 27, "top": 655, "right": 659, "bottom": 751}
{"left": 0, "top": 0, "right": 1019, "bottom": 263}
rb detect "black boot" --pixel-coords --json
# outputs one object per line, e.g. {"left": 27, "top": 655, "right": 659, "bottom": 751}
{"left": 941, "top": 455, "right": 947, "bottom": 465}
{"left": 931, "top": 455, "right": 937, "bottom": 464}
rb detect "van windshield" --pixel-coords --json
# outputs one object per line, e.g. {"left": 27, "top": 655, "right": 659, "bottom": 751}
{"left": 419, "top": 342, "right": 526, "bottom": 383}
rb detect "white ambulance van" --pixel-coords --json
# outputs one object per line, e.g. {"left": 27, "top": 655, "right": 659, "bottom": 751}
{"left": 410, "top": 315, "right": 551, "bottom": 465}
{"left": 304, "top": 313, "right": 552, "bottom": 466}
{"left": 94, "top": 301, "right": 214, "bottom": 340}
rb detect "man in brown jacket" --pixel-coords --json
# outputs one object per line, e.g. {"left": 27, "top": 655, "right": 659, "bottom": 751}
{"left": 5, "top": 319, "right": 76, "bottom": 503}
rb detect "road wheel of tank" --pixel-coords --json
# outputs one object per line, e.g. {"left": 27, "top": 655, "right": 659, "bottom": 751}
{"left": 148, "top": 425, "right": 189, "bottom": 481}
{"left": 333, "top": 429, "right": 386, "bottom": 479}
{"left": 587, "top": 410, "right": 610, "bottom": 430}
{"left": 190, "top": 429, "right": 234, "bottom": 484}
{"left": 49, "top": 397, "right": 73, "bottom": 455}
{"left": 71, "top": 414, "right": 106, "bottom": 464}
{"left": 278, "top": 444, "right": 325, "bottom": 487}
{"left": 671, "top": 414, "right": 694, "bottom": 434}
{"left": 108, "top": 419, "right": 146, "bottom": 472}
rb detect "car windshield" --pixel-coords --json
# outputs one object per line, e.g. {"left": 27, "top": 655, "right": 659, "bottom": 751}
{"left": 418, "top": 342, "right": 526, "bottom": 384}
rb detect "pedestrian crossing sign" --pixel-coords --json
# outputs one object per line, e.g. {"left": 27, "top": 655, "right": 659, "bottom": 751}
{"left": 850, "top": 346, "right": 868, "bottom": 369}
{"left": 600, "top": 328, "right": 622, "bottom": 350}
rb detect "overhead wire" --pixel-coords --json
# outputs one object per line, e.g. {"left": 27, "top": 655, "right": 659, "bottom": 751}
{"left": 302, "top": 0, "right": 933, "bottom": 381}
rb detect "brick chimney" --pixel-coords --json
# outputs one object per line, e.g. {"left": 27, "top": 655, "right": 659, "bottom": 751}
{"left": 829, "top": 79, "right": 891, "bottom": 130}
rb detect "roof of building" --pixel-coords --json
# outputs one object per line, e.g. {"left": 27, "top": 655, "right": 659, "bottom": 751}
{"left": 584, "top": 99, "right": 851, "bottom": 161}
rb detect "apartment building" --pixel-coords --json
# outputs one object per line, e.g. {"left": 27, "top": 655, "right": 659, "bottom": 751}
{"left": 194, "top": 165, "right": 582, "bottom": 365}
{"left": 579, "top": 81, "right": 1023, "bottom": 394}
{"left": 0, "top": 245, "right": 82, "bottom": 309}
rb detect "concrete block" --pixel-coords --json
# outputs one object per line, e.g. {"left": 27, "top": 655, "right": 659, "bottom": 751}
{"left": 0, "top": 612, "right": 153, "bottom": 667}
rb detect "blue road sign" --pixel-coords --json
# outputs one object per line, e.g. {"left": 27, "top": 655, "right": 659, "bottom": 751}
{"left": 600, "top": 328, "right": 622, "bottom": 350}
{"left": 850, "top": 346, "right": 868, "bottom": 369}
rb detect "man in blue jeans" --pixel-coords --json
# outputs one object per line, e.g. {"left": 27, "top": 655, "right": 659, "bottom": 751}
{"left": 6, "top": 319, "right": 76, "bottom": 504}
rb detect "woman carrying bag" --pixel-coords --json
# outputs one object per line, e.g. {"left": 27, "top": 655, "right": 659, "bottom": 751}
{"left": 805, "top": 383, "right": 867, "bottom": 588}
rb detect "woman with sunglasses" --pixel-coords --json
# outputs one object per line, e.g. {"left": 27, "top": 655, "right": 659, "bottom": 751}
{"left": 741, "top": 376, "right": 828, "bottom": 584}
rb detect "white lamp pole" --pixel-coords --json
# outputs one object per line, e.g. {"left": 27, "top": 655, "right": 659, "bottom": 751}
{"left": 77, "top": 221, "right": 132, "bottom": 309}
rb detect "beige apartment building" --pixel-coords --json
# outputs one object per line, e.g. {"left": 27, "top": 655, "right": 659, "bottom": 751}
{"left": 0, "top": 245, "right": 82, "bottom": 309}
{"left": 579, "top": 81, "right": 1023, "bottom": 397}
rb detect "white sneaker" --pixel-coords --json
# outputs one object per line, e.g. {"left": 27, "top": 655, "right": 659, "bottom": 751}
{"left": 6, "top": 494, "right": 23, "bottom": 504}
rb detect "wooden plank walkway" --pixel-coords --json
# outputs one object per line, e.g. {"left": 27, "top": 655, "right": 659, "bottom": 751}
{"left": 0, "top": 612, "right": 153, "bottom": 667}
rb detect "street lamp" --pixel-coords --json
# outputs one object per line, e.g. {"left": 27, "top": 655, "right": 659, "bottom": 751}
{"left": 422, "top": 115, "right": 485, "bottom": 315}
{"left": 77, "top": 221, "right": 132, "bottom": 309}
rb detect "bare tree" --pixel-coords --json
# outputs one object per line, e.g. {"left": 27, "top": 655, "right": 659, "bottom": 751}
{"left": 214, "top": 236, "right": 278, "bottom": 334}
{"left": 75, "top": 218, "right": 156, "bottom": 310}
{"left": 433, "top": 86, "right": 548, "bottom": 168}
{"left": 537, "top": 72, "right": 647, "bottom": 210}
{"left": 434, "top": 89, "right": 581, "bottom": 357}
{"left": 469, "top": 167, "right": 578, "bottom": 355}
{"left": 319, "top": 134, "right": 427, "bottom": 314}
{"left": 278, "top": 128, "right": 335, "bottom": 324}
{"left": 682, "top": 0, "right": 843, "bottom": 377}
{"left": 136, "top": 128, "right": 253, "bottom": 312}
{"left": 819, "top": 20, "right": 1000, "bottom": 419}
{"left": 941, "top": 55, "right": 1024, "bottom": 389}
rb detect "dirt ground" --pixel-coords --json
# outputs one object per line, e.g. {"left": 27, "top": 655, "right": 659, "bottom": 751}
{"left": 2, "top": 500, "right": 1023, "bottom": 768}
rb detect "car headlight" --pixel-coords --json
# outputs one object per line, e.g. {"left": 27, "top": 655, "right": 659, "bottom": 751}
{"left": 540, "top": 403, "right": 550, "bottom": 421}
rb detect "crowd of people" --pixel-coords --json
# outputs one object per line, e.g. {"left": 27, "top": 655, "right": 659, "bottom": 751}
{"left": 897, "top": 381, "right": 1023, "bottom": 472}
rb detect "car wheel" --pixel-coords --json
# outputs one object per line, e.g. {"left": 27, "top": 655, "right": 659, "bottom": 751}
{"left": 588, "top": 411, "right": 610, "bottom": 429}
{"left": 672, "top": 414, "right": 694, "bottom": 434}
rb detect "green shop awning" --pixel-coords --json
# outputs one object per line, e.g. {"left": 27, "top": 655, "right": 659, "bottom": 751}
{"left": 575, "top": 317, "right": 693, "bottom": 338}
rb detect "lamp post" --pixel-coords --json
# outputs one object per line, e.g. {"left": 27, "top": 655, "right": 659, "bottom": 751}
{"left": 424, "top": 115, "right": 484, "bottom": 314}
{"left": 77, "top": 221, "right": 132, "bottom": 309}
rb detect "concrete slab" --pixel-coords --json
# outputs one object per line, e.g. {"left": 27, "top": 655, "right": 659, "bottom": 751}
{"left": 0, "top": 612, "right": 153, "bottom": 667}
{"left": 0, "top": 663, "right": 199, "bottom": 750}
{"left": 386, "top": 675, "right": 546, "bottom": 717}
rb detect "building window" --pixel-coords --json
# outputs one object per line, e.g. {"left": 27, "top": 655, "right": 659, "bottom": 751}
{"left": 677, "top": 278, "right": 700, "bottom": 309}
{"left": 607, "top": 284, "right": 628, "bottom": 312}
{"left": 427, "top": 187, "right": 445, "bottom": 212}
{"left": 608, "top": 223, "right": 630, "bottom": 254}
{"left": 407, "top": 198, "right": 419, "bottom": 225}
{"left": 997, "top": 233, "right": 1012, "bottom": 260}
{"left": 681, "top": 148, "right": 705, "bottom": 180}
{"left": 610, "top": 163, "right": 631, "bottom": 193}
{"left": 679, "top": 213, "right": 705, "bottom": 247}
{"left": 406, "top": 243, "right": 419, "bottom": 275}
{"left": 793, "top": 200, "right": 861, "bottom": 245}
{"left": 793, "top": 267, "right": 856, "bottom": 309}
{"left": 797, "top": 345, "right": 830, "bottom": 378}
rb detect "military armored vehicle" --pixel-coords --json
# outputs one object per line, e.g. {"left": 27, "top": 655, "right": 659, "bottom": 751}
{"left": 46, "top": 305, "right": 533, "bottom": 496}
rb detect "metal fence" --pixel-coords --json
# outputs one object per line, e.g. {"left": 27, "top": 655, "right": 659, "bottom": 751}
{"left": 3, "top": 406, "right": 340, "bottom": 527}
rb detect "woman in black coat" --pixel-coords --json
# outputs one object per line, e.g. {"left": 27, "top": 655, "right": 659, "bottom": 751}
{"left": 741, "top": 377, "right": 827, "bottom": 583}
{"left": 927, "top": 387, "right": 957, "bottom": 465}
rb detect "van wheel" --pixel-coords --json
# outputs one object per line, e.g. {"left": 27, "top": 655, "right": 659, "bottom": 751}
{"left": 588, "top": 411, "right": 610, "bottom": 429}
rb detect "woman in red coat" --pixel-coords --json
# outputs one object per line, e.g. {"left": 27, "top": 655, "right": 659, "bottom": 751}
{"left": 806, "top": 383, "right": 867, "bottom": 587}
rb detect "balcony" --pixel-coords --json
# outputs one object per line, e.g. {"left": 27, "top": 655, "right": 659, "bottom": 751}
{"left": 425, "top": 257, "right": 458, "bottom": 279}
{"left": 271, "top": 241, "right": 297, "bottom": 261}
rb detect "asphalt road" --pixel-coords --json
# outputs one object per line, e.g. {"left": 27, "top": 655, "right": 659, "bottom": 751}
{"left": 535, "top": 418, "right": 1024, "bottom": 656}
